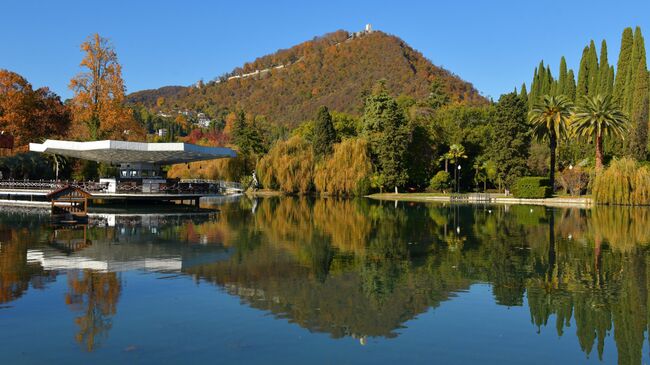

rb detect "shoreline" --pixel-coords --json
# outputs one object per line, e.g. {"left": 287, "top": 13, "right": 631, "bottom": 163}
{"left": 367, "top": 193, "right": 593, "bottom": 208}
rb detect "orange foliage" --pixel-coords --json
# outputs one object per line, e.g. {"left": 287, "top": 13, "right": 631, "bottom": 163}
{"left": 69, "top": 34, "right": 144, "bottom": 141}
{"left": 0, "top": 70, "right": 70, "bottom": 146}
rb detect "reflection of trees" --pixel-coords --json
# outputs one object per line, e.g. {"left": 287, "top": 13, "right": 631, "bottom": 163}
{"left": 65, "top": 270, "right": 122, "bottom": 352}
{"left": 0, "top": 218, "right": 54, "bottom": 304}
{"left": 197, "top": 197, "right": 650, "bottom": 364}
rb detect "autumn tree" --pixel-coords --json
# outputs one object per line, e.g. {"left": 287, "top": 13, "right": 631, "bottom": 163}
{"left": 0, "top": 70, "right": 70, "bottom": 147}
{"left": 69, "top": 34, "right": 144, "bottom": 140}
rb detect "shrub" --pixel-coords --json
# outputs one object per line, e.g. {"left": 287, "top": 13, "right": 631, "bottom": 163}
{"left": 429, "top": 171, "right": 451, "bottom": 193}
{"left": 592, "top": 157, "right": 650, "bottom": 205}
{"left": 556, "top": 166, "right": 588, "bottom": 196}
{"left": 512, "top": 177, "right": 552, "bottom": 198}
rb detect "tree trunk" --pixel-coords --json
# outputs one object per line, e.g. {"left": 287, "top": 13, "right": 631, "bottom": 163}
{"left": 445, "top": 159, "right": 448, "bottom": 173}
{"left": 394, "top": 186, "right": 398, "bottom": 194}
{"left": 595, "top": 133, "right": 603, "bottom": 171}
{"left": 549, "top": 136, "right": 556, "bottom": 194}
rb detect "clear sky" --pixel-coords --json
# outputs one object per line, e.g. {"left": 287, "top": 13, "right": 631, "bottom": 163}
{"left": 2, "top": 0, "right": 649, "bottom": 101}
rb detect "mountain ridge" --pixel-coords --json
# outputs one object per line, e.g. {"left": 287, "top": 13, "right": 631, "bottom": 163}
{"left": 127, "top": 29, "right": 487, "bottom": 126}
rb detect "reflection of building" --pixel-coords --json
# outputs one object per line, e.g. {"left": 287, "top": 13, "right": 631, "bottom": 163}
{"left": 27, "top": 214, "right": 232, "bottom": 274}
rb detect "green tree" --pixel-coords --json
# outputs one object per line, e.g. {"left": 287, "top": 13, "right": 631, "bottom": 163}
{"left": 598, "top": 40, "right": 612, "bottom": 95}
{"left": 566, "top": 70, "right": 577, "bottom": 101}
{"left": 363, "top": 88, "right": 411, "bottom": 193}
{"left": 428, "top": 79, "right": 450, "bottom": 110}
{"left": 557, "top": 57, "right": 568, "bottom": 96}
{"left": 529, "top": 95, "right": 574, "bottom": 187}
{"left": 587, "top": 40, "right": 600, "bottom": 96}
{"left": 572, "top": 95, "right": 629, "bottom": 170}
{"left": 629, "top": 64, "right": 649, "bottom": 160}
{"left": 445, "top": 144, "right": 467, "bottom": 193}
{"left": 232, "top": 111, "right": 266, "bottom": 174}
{"left": 489, "top": 93, "right": 531, "bottom": 188}
{"left": 313, "top": 106, "right": 337, "bottom": 158}
{"left": 576, "top": 47, "right": 590, "bottom": 99}
{"left": 614, "top": 28, "right": 634, "bottom": 102}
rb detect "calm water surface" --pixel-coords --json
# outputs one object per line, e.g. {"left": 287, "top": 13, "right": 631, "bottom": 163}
{"left": 1, "top": 197, "right": 650, "bottom": 364}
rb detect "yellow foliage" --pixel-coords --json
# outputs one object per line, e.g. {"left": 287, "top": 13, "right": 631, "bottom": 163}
{"left": 593, "top": 158, "right": 650, "bottom": 205}
{"left": 167, "top": 154, "right": 248, "bottom": 182}
{"left": 257, "top": 136, "right": 314, "bottom": 193}
{"left": 313, "top": 138, "right": 372, "bottom": 196}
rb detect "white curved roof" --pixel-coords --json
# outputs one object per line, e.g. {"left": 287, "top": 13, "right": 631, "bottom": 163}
{"left": 29, "top": 140, "right": 236, "bottom": 164}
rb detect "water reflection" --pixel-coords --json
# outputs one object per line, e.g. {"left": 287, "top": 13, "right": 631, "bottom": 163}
{"left": 1, "top": 200, "right": 650, "bottom": 363}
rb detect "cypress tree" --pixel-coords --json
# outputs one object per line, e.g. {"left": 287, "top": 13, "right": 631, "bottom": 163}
{"left": 624, "top": 27, "right": 646, "bottom": 114}
{"left": 544, "top": 65, "right": 554, "bottom": 95}
{"left": 529, "top": 66, "right": 540, "bottom": 107}
{"left": 614, "top": 28, "right": 634, "bottom": 104}
{"left": 577, "top": 46, "right": 590, "bottom": 99}
{"left": 558, "top": 57, "right": 568, "bottom": 95}
{"left": 313, "top": 105, "right": 337, "bottom": 158}
{"left": 598, "top": 40, "right": 611, "bottom": 95}
{"left": 566, "top": 70, "right": 577, "bottom": 101}
{"left": 520, "top": 83, "right": 528, "bottom": 100}
{"left": 587, "top": 40, "right": 600, "bottom": 96}
{"left": 629, "top": 65, "right": 649, "bottom": 160}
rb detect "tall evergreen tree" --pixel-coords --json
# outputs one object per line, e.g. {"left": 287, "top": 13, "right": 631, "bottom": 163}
{"left": 489, "top": 93, "right": 530, "bottom": 187}
{"left": 558, "top": 57, "right": 568, "bottom": 95}
{"left": 623, "top": 27, "right": 646, "bottom": 114}
{"left": 628, "top": 64, "right": 649, "bottom": 159}
{"left": 566, "top": 70, "right": 577, "bottom": 101}
{"left": 576, "top": 46, "right": 590, "bottom": 99}
{"left": 587, "top": 40, "right": 600, "bottom": 96}
{"left": 598, "top": 40, "right": 611, "bottom": 95}
{"left": 427, "top": 79, "right": 450, "bottom": 110}
{"left": 520, "top": 83, "right": 528, "bottom": 100}
{"left": 313, "top": 106, "right": 337, "bottom": 158}
{"left": 363, "top": 89, "right": 410, "bottom": 193}
{"left": 614, "top": 27, "right": 635, "bottom": 102}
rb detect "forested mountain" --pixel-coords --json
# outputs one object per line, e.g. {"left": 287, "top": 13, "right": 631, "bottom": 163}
{"left": 127, "top": 29, "right": 487, "bottom": 127}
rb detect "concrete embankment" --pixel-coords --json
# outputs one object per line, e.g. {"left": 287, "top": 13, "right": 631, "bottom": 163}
{"left": 368, "top": 194, "right": 593, "bottom": 208}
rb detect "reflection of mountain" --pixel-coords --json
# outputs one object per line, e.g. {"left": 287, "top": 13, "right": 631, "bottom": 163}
{"left": 193, "top": 198, "right": 650, "bottom": 364}
{"left": 4, "top": 201, "right": 650, "bottom": 362}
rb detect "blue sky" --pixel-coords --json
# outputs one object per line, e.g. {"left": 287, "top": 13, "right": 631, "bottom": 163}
{"left": 2, "top": 0, "right": 649, "bottom": 101}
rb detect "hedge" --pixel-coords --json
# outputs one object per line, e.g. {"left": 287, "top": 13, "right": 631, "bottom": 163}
{"left": 512, "top": 177, "right": 552, "bottom": 199}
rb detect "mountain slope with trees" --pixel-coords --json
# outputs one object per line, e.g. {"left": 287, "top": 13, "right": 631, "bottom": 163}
{"left": 127, "top": 29, "right": 487, "bottom": 127}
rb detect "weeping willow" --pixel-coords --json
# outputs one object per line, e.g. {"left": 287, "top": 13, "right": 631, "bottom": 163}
{"left": 592, "top": 158, "right": 650, "bottom": 205}
{"left": 313, "top": 138, "right": 372, "bottom": 196}
{"left": 256, "top": 136, "right": 314, "bottom": 194}
{"left": 167, "top": 154, "right": 248, "bottom": 182}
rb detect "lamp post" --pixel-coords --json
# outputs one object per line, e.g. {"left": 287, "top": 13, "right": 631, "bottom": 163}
{"left": 457, "top": 164, "right": 461, "bottom": 193}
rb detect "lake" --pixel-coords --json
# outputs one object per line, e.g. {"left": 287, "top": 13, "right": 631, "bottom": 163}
{"left": 1, "top": 197, "right": 649, "bottom": 364}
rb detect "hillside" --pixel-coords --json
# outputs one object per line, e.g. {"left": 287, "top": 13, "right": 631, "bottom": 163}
{"left": 128, "top": 29, "right": 487, "bottom": 127}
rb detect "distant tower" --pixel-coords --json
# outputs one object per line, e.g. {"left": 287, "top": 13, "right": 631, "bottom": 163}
{"left": 365, "top": 24, "right": 372, "bottom": 33}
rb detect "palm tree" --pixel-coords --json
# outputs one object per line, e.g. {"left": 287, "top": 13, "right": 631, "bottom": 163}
{"left": 572, "top": 94, "right": 628, "bottom": 171}
{"left": 529, "top": 95, "right": 574, "bottom": 189}
{"left": 446, "top": 144, "right": 467, "bottom": 193}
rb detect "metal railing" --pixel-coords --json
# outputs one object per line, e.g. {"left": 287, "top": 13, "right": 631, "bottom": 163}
{"left": 0, "top": 179, "right": 242, "bottom": 195}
